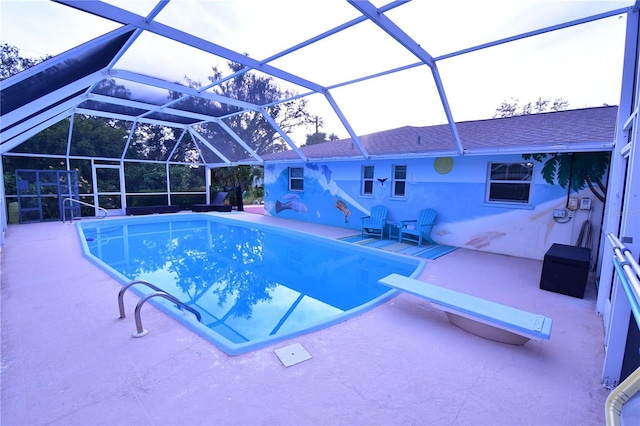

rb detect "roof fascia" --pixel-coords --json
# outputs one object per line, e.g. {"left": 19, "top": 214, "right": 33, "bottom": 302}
{"left": 54, "top": 0, "right": 326, "bottom": 93}
{"left": 261, "top": 141, "right": 615, "bottom": 164}
{"left": 462, "top": 142, "right": 615, "bottom": 156}
{"left": 263, "top": 157, "right": 367, "bottom": 165}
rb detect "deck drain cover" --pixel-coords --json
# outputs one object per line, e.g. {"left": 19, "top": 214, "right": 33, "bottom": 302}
{"left": 274, "top": 343, "right": 312, "bottom": 367}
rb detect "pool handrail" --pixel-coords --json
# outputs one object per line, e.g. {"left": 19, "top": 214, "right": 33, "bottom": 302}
{"left": 605, "top": 233, "right": 640, "bottom": 425}
{"left": 118, "top": 279, "right": 165, "bottom": 319}
{"left": 117, "top": 279, "right": 202, "bottom": 338}
{"left": 63, "top": 197, "right": 108, "bottom": 223}
{"left": 133, "top": 292, "right": 202, "bottom": 337}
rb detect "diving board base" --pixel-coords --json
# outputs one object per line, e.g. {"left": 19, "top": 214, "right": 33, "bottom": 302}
{"left": 378, "top": 273, "right": 552, "bottom": 345}
{"left": 436, "top": 306, "right": 531, "bottom": 345}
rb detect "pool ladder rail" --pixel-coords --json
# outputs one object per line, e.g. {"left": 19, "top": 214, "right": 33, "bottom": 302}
{"left": 63, "top": 198, "right": 108, "bottom": 223}
{"left": 118, "top": 280, "right": 202, "bottom": 337}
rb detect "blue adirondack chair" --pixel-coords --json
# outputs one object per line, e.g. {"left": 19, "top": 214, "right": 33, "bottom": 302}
{"left": 361, "top": 205, "right": 388, "bottom": 239}
{"left": 399, "top": 208, "right": 437, "bottom": 246}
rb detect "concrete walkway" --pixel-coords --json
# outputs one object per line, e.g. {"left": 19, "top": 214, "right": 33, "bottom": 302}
{"left": 1, "top": 212, "right": 608, "bottom": 425}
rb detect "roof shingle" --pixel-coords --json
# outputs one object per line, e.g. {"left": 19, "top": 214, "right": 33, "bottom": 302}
{"left": 262, "top": 106, "right": 617, "bottom": 161}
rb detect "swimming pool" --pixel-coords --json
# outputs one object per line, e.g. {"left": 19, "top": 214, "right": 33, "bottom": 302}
{"left": 77, "top": 214, "right": 425, "bottom": 355}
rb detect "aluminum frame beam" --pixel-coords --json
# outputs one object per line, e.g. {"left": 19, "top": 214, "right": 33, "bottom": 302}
{"left": 2, "top": 0, "right": 629, "bottom": 166}
{"left": 54, "top": 0, "right": 326, "bottom": 93}
{"left": 347, "top": 0, "right": 464, "bottom": 155}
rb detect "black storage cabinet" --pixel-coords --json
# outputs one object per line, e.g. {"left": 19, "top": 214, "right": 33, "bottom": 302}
{"left": 540, "top": 243, "right": 591, "bottom": 298}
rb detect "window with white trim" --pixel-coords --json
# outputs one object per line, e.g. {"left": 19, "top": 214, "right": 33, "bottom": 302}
{"left": 362, "top": 165, "right": 374, "bottom": 195}
{"left": 288, "top": 167, "right": 304, "bottom": 191}
{"left": 487, "top": 162, "right": 533, "bottom": 204}
{"left": 392, "top": 165, "right": 407, "bottom": 197}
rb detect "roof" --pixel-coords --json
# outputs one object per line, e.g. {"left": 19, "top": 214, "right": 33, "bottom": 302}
{"left": 261, "top": 106, "right": 618, "bottom": 162}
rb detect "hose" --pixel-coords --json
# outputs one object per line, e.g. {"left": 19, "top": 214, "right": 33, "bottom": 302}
{"left": 576, "top": 219, "right": 594, "bottom": 269}
{"left": 575, "top": 220, "right": 593, "bottom": 250}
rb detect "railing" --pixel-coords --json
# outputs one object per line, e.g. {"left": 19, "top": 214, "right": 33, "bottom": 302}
{"left": 605, "top": 234, "right": 640, "bottom": 425}
{"left": 133, "top": 292, "right": 202, "bottom": 337}
{"left": 607, "top": 234, "right": 640, "bottom": 325}
{"left": 62, "top": 198, "right": 108, "bottom": 223}
{"left": 118, "top": 280, "right": 165, "bottom": 319}
{"left": 117, "top": 279, "right": 202, "bottom": 338}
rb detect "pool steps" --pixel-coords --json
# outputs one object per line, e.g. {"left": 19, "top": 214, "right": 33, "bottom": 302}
{"left": 379, "top": 273, "right": 553, "bottom": 345}
{"left": 118, "top": 280, "right": 201, "bottom": 337}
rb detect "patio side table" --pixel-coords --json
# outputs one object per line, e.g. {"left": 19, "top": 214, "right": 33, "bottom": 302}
{"left": 386, "top": 221, "right": 401, "bottom": 241}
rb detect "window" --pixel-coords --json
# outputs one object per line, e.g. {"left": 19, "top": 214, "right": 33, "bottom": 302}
{"left": 289, "top": 167, "right": 304, "bottom": 191}
{"left": 392, "top": 165, "right": 407, "bottom": 197}
{"left": 487, "top": 162, "right": 533, "bottom": 204}
{"left": 362, "top": 165, "right": 374, "bottom": 195}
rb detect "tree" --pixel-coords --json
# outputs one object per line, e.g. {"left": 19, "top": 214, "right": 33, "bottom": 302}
{"left": 169, "top": 61, "right": 320, "bottom": 197}
{"left": 305, "top": 132, "right": 328, "bottom": 146}
{"left": 210, "top": 165, "right": 262, "bottom": 191}
{"left": 303, "top": 131, "right": 340, "bottom": 146}
{"left": 494, "top": 96, "right": 569, "bottom": 118}
{"left": 0, "top": 43, "right": 51, "bottom": 79}
{"left": 522, "top": 152, "right": 609, "bottom": 203}
{"left": 302, "top": 114, "right": 339, "bottom": 146}
{"left": 210, "top": 165, "right": 264, "bottom": 205}
{"left": 170, "top": 62, "right": 315, "bottom": 158}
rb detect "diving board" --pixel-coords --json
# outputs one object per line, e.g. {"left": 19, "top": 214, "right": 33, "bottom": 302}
{"left": 379, "top": 273, "right": 553, "bottom": 345}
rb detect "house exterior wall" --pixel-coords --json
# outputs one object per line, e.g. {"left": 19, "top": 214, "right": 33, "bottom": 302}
{"left": 263, "top": 154, "right": 606, "bottom": 260}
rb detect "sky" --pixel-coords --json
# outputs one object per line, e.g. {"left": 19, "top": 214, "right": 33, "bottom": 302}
{"left": 0, "top": 0, "right": 635, "bottom": 145}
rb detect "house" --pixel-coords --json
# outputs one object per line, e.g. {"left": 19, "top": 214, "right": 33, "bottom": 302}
{"left": 260, "top": 106, "right": 617, "bottom": 261}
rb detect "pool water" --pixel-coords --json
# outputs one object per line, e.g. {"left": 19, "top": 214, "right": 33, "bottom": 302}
{"left": 77, "top": 214, "right": 424, "bottom": 355}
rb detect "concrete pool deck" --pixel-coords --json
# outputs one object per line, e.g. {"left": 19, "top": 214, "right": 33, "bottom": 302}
{"left": 1, "top": 211, "right": 608, "bottom": 425}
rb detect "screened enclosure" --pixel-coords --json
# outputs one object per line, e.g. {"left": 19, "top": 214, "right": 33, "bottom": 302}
{"left": 2, "top": 0, "right": 640, "bottom": 397}
{"left": 0, "top": 0, "right": 636, "bottom": 221}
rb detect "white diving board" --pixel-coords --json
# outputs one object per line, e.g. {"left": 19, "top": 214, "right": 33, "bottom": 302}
{"left": 379, "top": 273, "right": 553, "bottom": 345}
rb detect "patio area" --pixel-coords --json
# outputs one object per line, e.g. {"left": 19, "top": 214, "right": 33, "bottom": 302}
{"left": 1, "top": 211, "right": 607, "bottom": 425}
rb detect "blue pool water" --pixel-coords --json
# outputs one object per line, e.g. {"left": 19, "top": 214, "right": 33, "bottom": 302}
{"left": 77, "top": 214, "right": 424, "bottom": 355}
